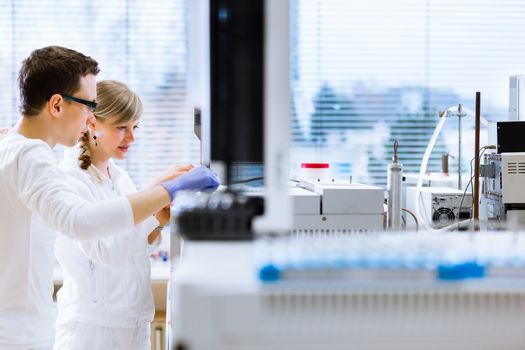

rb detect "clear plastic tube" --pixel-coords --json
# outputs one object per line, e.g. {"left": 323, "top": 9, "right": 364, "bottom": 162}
{"left": 415, "top": 115, "right": 448, "bottom": 231}
{"left": 460, "top": 106, "right": 489, "bottom": 126}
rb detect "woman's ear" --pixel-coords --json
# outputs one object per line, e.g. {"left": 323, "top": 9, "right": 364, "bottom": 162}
{"left": 87, "top": 119, "right": 97, "bottom": 133}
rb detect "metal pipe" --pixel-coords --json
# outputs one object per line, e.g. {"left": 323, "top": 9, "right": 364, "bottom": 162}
{"left": 458, "top": 104, "right": 462, "bottom": 190}
{"left": 441, "top": 153, "right": 449, "bottom": 175}
{"left": 388, "top": 140, "right": 403, "bottom": 230}
{"left": 473, "top": 92, "right": 481, "bottom": 230}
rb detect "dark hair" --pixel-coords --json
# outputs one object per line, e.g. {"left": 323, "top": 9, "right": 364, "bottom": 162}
{"left": 18, "top": 46, "right": 100, "bottom": 116}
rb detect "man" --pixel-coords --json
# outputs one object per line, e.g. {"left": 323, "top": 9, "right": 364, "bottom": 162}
{"left": 0, "top": 46, "right": 218, "bottom": 349}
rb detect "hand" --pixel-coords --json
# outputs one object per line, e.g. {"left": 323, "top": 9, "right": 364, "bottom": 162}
{"left": 150, "top": 164, "right": 194, "bottom": 187}
{"left": 0, "top": 128, "right": 8, "bottom": 141}
{"left": 149, "top": 206, "right": 170, "bottom": 245}
{"left": 155, "top": 206, "right": 171, "bottom": 227}
{"left": 160, "top": 166, "right": 220, "bottom": 201}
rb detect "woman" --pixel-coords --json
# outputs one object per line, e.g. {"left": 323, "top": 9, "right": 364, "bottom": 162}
{"left": 53, "top": 80, "right": 198, "bottom": 349}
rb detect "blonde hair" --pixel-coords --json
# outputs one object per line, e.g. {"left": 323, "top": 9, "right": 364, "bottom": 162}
{"left": 78, "top": 80, "right": 143, "bottom": 169}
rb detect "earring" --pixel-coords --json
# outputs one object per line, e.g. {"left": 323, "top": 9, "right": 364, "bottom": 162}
{"left": 93, "top": 133, "right": 98, "bottom": 147}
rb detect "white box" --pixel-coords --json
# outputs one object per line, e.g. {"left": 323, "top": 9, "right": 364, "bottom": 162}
{"left": 502, "top": 153, "right": 525, "bottom": 204}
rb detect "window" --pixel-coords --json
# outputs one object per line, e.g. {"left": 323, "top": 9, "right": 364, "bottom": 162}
{"left": 291, "top": 0, "right": 525, "bottom": 187}
{"left": 0, "top": 0, "right": 199, "bottom": 190}
{"left": 4, "top": 1, "right": 525, "bottom": 190}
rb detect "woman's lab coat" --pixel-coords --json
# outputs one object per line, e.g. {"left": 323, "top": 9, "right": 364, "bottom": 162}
{"left": 53, "top": 153, "right": 160, "bottom": 350}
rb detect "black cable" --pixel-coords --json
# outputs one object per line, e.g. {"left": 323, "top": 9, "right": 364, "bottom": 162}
{"left": 231, "top": 177, "right": 301, "bottom": 185}
{"left": 458, "top": 146, "right": 488, "bottom": 227}
{"left": 230, "top": 176, "right": 265, "bottom": 185}
{"left": 458, "top": 174, "right": 475, "bottom": 228}
{"left": 471, "top": 147, "right": 487, "bottom": 223}
{"left": 402, "top": 207, "right": 419, "bottom": 231}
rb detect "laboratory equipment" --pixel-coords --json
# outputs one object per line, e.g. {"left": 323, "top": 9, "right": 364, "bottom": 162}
{"left": 291, "top": 179, "right": 384, "bottom": 232}
{"left": 407, "top": 187, "right": 472, "bottom": 229}
{"left": 299, "top": 162, "right": 330, "bottom": 183}
{"left": 480, "top": 121, "right": 525, "bottom": 225}
{"left": 441, "top": 153, "right": 450, "bottom": 175}
{"left": 414, "top": 100, "right": 488, "bottom": 231}
{"left": 481, "top": 153, "right": 504, "bottom": 221}
{"left": 181, "top": 0, "right": 291, "bottom": 240}
{"left": 501, "top": 153, "right": 525, "bottom": 205}
{"left": 473, "top": 92, "right": 481, "bottom": 226}
{"left": 170, "top": 233, "right": 525, "bottom": 350}
{"left": 387, "top": 140, "right": 403, "bottom": 230}
{"left": 497, "top": 121, "right": 525, "bottom": 153}
{"left": 174, "top": 191, "right": 262, "bottom": 240}
{"left": 509, "top": 75, "right": 525, "bottom": 121}
{"left": 256, "top": 233, "right": 525, "bottom": 283}
{"left": 481, "top": 152, "right": 525, "bottom": 225}
{"left": 439, "top": 104, "right": 467, "bottom": 190}
{"left": 209, "top": 0, "right": 264, "bottom": 169}
{"left": 169, "top": 4, "right": 525, "bottom": 350}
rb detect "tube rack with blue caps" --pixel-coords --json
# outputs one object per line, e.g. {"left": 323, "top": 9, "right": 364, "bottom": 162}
{"left": 255, "top": 232, "right": 525, "bottom": 284}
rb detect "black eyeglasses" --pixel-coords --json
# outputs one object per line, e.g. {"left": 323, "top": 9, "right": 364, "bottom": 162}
{"left": 62, "top": 94, "right": 97, "bottom": 112}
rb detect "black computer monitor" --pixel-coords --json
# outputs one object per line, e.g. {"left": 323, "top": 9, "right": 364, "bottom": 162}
{"left": 209, "top": 0, "right": 265, "bottom": 173}
{"left": 497, "top": 121, "right": 525, "bottom": 153}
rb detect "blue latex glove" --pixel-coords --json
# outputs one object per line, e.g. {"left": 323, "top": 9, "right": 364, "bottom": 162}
{"left": 160, "top": 166, "right": 219, "bottom": 201}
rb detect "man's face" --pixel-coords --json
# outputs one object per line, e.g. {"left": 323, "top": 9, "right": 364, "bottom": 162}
{"left": 60, "top": 74, "right": 97, "bottom": 147}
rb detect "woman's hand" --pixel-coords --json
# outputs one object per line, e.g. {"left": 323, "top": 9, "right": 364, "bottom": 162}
{"left": 0, "top": 128, "right": 8, "bottom": 141}
{"left": 148, "top": 206, "right": 170, "bottom": 245}
{"left": 149, "top": 164, "right": 194, "bottom": 188}
{"left": 160, "top": 166, "right": 220, "bottom": 201}
{"left": 155, "top": 206, "right": 171, "bottom": 227}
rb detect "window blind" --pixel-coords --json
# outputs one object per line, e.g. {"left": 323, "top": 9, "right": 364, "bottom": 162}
{"left": 0, "top": 0, "right": 199, "bottom": 190}
{"left": 4, "top": 1, "right": 525, "bottom": 190}
{"left": 291, "top": 0, "right": 525, "bottom": 187}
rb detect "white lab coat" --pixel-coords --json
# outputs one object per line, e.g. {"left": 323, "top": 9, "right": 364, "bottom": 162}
{"left": 0, "top": 133, "right": 134, "bottom": 349}
{"left": 54, "top": 322, "right": 150, "bottom": 350}
{"left": 53, "top": 152, "right": 159, "bottom": 350}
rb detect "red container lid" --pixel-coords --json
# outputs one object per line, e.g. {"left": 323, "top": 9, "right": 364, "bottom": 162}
{"left": 301, "top": 163, "right": 329, "bottom": 169}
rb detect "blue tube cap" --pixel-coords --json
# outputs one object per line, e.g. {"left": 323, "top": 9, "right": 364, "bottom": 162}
{"left": 258, "top": 264, "right": 281, "bottom": 283}
{"left": 437, "top": 262, "right": 485, "bottom": 281}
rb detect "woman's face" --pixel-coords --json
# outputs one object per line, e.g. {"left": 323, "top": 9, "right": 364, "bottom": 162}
{"left": 92, "top": 116, "right": 140, "bottom": 161}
